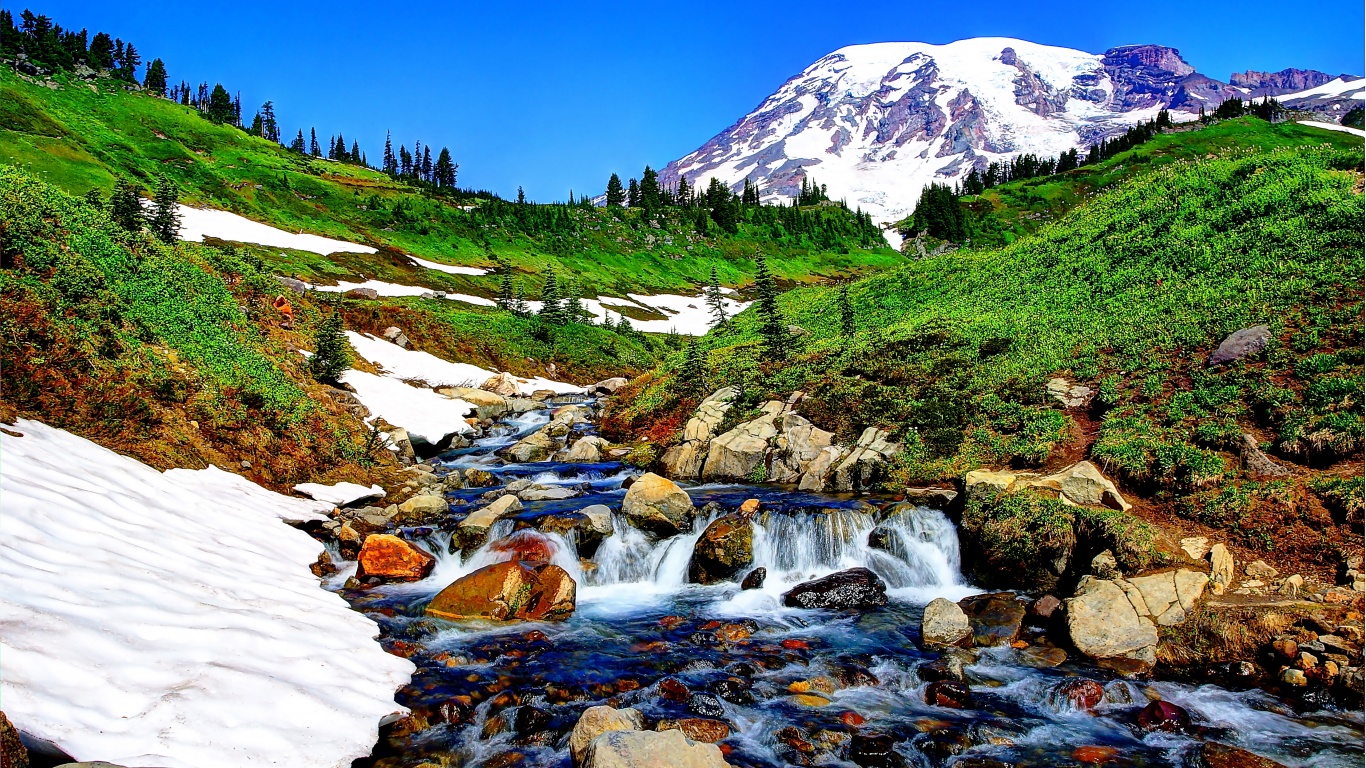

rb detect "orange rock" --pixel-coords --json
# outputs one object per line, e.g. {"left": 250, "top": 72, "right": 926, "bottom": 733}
{"left": 738, "top": 498, "right": 761, "bottom": 518}
{"left": 839, "top": 711, "right": 867, "bottom": 726}
{"left": 488, "top": 530, "right": 558, "bottom": 564}
{"left": 425, "top": 560, "right": 575, "bottom": 621}
{"left": 1073, "top": 746, "right": 1118, "bottom": 764}
{"left": 659, "top": 615, "right": 687, "bottom": 629}
{"left": 716, "top": 623, "right": 752, "bottom": 642}
{"left": 782, "top": 639, "right": 811, "bottom": 650}
{"left": 357, "top": 534, "right": 435, "bottom": 581}
{"left": 1011, "top": 640, "right": 1030, "bottom": 649}
{"left": 658, "top": 718, "right": 730, "bottom": 743}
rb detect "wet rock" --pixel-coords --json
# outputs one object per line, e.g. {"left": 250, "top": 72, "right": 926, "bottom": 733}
{"left": 1070, "top": 746, "right": 1118, "bottom": 765}
{"left": 1136, "top": 700, "right": 1189, "bottom": 732}
{"left": 737, "top": 498, "right": 761, "bottom": 518}
{"left": 920, "top": 597, "right": 972, "bottom": 648}
{"left": 708, "top": 677, "right": 754, "bottom": 705}
{"left": 518, "top": 484, "right": 581, "bottom": 502}
{"left": 903, "top": 487, "right": 959, "bottom": 508}
{"left": 849, "top": 731, "right": 905, "bottom": 768}
{"left": 688, "top": 514, "right": 753, "bottom": 584}
{"left": 513, "top": 705, "right": 552, "bottom": 737}
{"left": 356, "top": 534, "right": 436, "bottom": 581}
{"left": 488, "top": 530, "right": 559, "bottom": 564}
{"left": 958, "top": 592, "right": 1026, "bottom": 647}
{"left": 740, "top": 568, "right": 766, "bottom": 590}
{"left": 622, "top": 473, "right": 694, "bottom": 536}
{"left": 656, "top": 677, "right": 691, "bottom": 703}
{"left": 458, "top": 494, "right": 524, "bottom": 549}
{"left": 867, "top": 526, "right": 895, "bottom": 553}
{"left": 1209, "top": 325, "right": 1271, "bottom": 366}
{"left": 1030, "top": 595, "right": 1062, "bottom": 621}
{"left": 924, "top": 680, "right": 973, "bottom": 709}
{"left": 1018, "top": 645, "right": 1069, "bottom": 668}
{"left": 783, "top": 568, "right": 888, "bottom": 610}
{"left": 919, "top": 648, "right": 974, "bottom": 682}
{"left": 686, "top": 692, "right": 725, "bottom": 718}
{"left": 656, "top": 719, "right": 729, "bottom": 744}
{"left": 1191, "top": 742, "right": 1290, "bottom": 768}
{"left": 396, "top": 493, "right": 449, "bottom": 525}
{"left": 464, "top": 468, "right": 498, "bottom": 487}
{"left": 570, "top": 706, "right": 644, "bottom": 766}
{"left": 583, "top": 728, "right": 730, "bottom": 768}
{"left": 505, "top": 422, "right": 571, "bottom": 463}
{"left": 565, "top": 436, "right": 611, "bottom": 463}
{"left": 426, "top": 560, "right": 575, "bottom": 622}
{"left": 1051, "top": 680, "right": 1105, "bottom": 711}
{"left": 1, "top": 711, "right": 28, "bottom": 768}
{"left": 1066, "top": 576, "right": 1158, "bottom": 671}
{"left": 1208, "top": 543, "right": 1235, "bottom": 595}
{"left": 437, "top": 386, "right": 513, "bottom": 420}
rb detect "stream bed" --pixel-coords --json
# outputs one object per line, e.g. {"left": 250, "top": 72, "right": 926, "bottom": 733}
{"left": 331, "top": 398, "right": 1363, "bottom": 768}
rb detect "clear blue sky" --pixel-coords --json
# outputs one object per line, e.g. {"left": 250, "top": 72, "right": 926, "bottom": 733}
{"left": 33, "top": 0, "right": 1366, "bottom": 200}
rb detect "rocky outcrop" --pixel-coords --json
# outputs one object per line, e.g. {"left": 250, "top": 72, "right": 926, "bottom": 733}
{"left": 621, "top": 473, "right": 694, "bottom": 536}
{"left": 1230, "top": 68, "right": 1336, "bottom": 96}
{"left": 824, "top": 427, "right": 900, "bottom": 492}
{"left": 702, "top": 400, "right": 788, "bottom": 481}
{"left": 582, "top": 728, "right": 730, "bottom": 768}
{"left": 968, "top": 461, "right": 1130, "bottom": 511}
{"left": 1066, "top": 569, "right": 1206, "bottom": 673}
{"left": 381, "top": 326, "right": 410, "bottom": 348}
{"left": 688, "top": 514, "right": 753, "bottom": 584}
{"left": 662, "top": 387, "right": 737, "bottom": 479}
{"left": 356, "top": 534, "right": 436, "bottom": 581}
{"left": 920, "top": 597, "right": 972, "bottom": 648}
{"left": 1239, "top": 434, "right": 1289, "bottom": 478}
{"left": 457, "top": 494, "right": 523, "bottom": 549}
{"left": 1208, "top": 542, "right": 1235, "bottom": 595}
{"left": 782, "top": 568, "right": 888, "bottom": 610}
{"left": 437, "top": 386, "right": 513, "bottom": 420}
{"left": 1, "top": 711, "right": 28, "bottom": 768}
{"left": 591, "top": 377, "right": 630, "bottom": 395}
{"left": 564, "top": 436, "right": 611, "bottom": 463}
{"left": 1045, "top": 377, "right": 1093, "bottom": 408}
{"left": 1209, "top": 325, "right": 1270, "bottom": 366}
{"left": 482, "top": 371, "right": 521, "bottom": 396}
{"left": 570, "top": 706, "right": 645, "bottom": 766}
{"left": 504, "top": 421, "right": 571, "bottom": 463}
{"left": 426, "top": 560, "right": 576, "bottom": 621}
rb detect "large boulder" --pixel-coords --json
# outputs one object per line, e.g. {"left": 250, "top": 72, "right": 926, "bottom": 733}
{"left": 1024, "top": 461, "right": 1131, "bottom": 511}
{"left": 1065, "top": 576, "right": 1159, "bottom": 671}
{"left": 782, "top": 568, "right": 888, "bottom": 610}
{"left": 395, "top": 493, "right": 449, "bottom": 525}
{"left": 688, "top": 514, "right": 753, "bottom": 584}
{"left": 564, "top": 436, "right": 610, "bottom": 463}
{"left": 437, "top": 386, "right": 512, "bottom": 420}
{"left": 482, "top": 371, "right": 522, "bottom": 396}
{"left": 769, "top": 414, "right": 835, "bottom": 483}
{"left": 702, "top": 408, "right": 783, "bottom": 481}
{"left": 592, "top": 377, "right": 630, "bottom": 395}
{"left": 1124, "top": 569, "right": 1207, "bottom": 626}
{"left": 457, "top": 494, "right": 524, "bottom": 549}
{"left": 583, "top": 728, "right": 730, "bottom": 768}
{"left": 921, "top": 597, "right": 972, "bottom": 648}
{"left": 622, "top": 473, "right": 694, "bottom": 536}
{"left": 571, "top": 706, "right": 644, "bottom": 766}
{"left": 505, "top": 421, "right": 571, "bottom": 462}
{"left": 958, "top": 592, "right": 1027, "bottom": 647}
{"left": 1191, "top": 742, "right": 1289, "bottom": 768}
{"left": 426, "top": 560, "right": 575, "bottom": 621}
{"left": 661, "top": 387, "right": 737, "bottom": 479}
{"left": 1209, "top": 325, "right": 1270, "bottom": 367}
{"left": 828, "top": 428, "right": 900, "bottom": 492}
{"left": 356, "top": 534, "right": 436, "bottom": 581}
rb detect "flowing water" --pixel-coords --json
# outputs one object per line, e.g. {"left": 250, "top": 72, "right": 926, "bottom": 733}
{"left": 333, "top": 398, "right": 1363, "bottom": 768}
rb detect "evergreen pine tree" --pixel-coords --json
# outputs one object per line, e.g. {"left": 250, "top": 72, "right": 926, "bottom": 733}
{"left": 351, "top": 140, "right": 361, "bottom": 163}
{"left": 605, "top": 173, "right": 625, "bottom": 207}
{"left": 517, "top": 186, "right": 526, "bottom": 204}
{"left": 677, "top": 176, "right": 691, "bottom": 207}
{"left": 382, "top": 131, "right": 396, "bottom": 174}
{"left": 496, "top": 270, "right": 515, "bottom": 310}
{"left": 309, "top": 128, "right": 321, "bottom": 157}
{"left": 838, "top": 284, "right": 855, "bottom": 336}
{"left": 249, "top": 112, "right": 263, "bottom": 136}
{"left": 143, "top": 58, "right": 167, "bottom": 95}
{"left": 434, "top": 148, "right": 456, "bottom": 187}
{"left": 308, "top": 301, "right": 351, "bottom": 383}
{"left": 563, "top": 279, "right": 585, "bottom": 323}
{"left": 640, "top": 166, "right": 661, "bottom": 211}
{"left": 205, "top": 84, "right": 234, "bottom": 123}
{"left": 290, "top": 130, "right": 306, "bottom": 153}
{"left": 148, "top": 175, "right": 181, "bottom": 244}
{"left": 627, "top": 178, "right": 640, "bottom": 207}
{"left": 260, "top": 101, "right": 279, "bottom": 142}
{"left": 539, "top": 271, "right": 563, "bottom": 324}
{"left": 754, "top": 252, "right": 786, "bottom": 358}
{"left": 109, "top": 178, "right": 144, "bottom": 233}
{"left": 704, "top": 265, "right": 729, "bottom": 331}
{"left": 679, "top": 339, "right": 706, "bottom": 395}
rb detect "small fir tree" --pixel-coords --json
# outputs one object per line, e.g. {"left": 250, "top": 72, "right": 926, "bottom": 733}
{"left": 605, "top": 173, "right": 625, "bottom": 207}
{"left": 679, "top": 339, "right": 706, "bottom": 395}
{"left": 496, "top": 270, "right": 515, "bottom": 311}
{"left": 148, "top": 175, "right": 181, "bottom": 244}
{"left": 704, "top": 266, "right": 729, "bottom": 331}
{"left": 142, "top": 58, "right": 167, "bottom": 95}
{"left": 754, "top": 252, "right": 786, "bottom": 358}
{"left": 838, "top": 284, "right": 855, "bottom": 336}
{"left": 109, "top": 178, "right": 144, "bottom": 233}
{"left": 539, "top": 271, "right": 564, "bottom": 324}
{"left": 309, "top": 302, "right": 351, "bottom": 383}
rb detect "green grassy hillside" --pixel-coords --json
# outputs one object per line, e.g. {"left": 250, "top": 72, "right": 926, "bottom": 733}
{"left": 608, "top": 142, "right": 1364, "bottom": 574}
{"left": 0, "top": 66, "right": 901, "bottom": 301}
{"left": 900, "top": 118, "right": 1364, "bottom": 247}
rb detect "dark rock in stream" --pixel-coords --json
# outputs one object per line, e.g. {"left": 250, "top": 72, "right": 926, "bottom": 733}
{"left": 1191, "top": 742, "right": 1290, "bottom": 768}
{"left": 849, "top": 731, "right": 905, "bottom": 768}
{"left": 688, "top": 514, "right": 754, "bottom": 584}
{"left": 1136, "top": 700, "right": 1190, "bottom": 732}
{"left": 925, "top": 679, "right": 973, "bottom": 709}
{"left": 687, "top": 692, "right": 726, "bottom": 718}
{"left": 782, "top": 568, "right": 888, "bottom": 610}
{"left": 740, "top": 567, "right": 766, "bottom": 590}
{"left": 958, "top": 592, "right": 1026, "bottom": 647}
{"left": 708, "top": 677, "right": 754, "bottom": 704}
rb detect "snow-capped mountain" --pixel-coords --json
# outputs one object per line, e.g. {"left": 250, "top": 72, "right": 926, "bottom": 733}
{"left": 659, "top": 38, "right": 1361, "bottom": 224}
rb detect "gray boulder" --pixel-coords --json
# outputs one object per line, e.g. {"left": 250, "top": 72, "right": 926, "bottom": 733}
{"left": 1209, "top": 325, "right": 1270, "bottom": 366}
{"left": 621, "top": 473, "right": 694, "bottom": 536}
{"left": 921, "top": 597, "right": 972, "bottom": 648}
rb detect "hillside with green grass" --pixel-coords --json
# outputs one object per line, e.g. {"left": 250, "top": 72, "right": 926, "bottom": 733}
{"left": 608, "top": 142, "right": 1364, "bottom": 577}
{"left": 899, "top": 117, "right": 1364, "bottom": 248}
{"left": 0, "top": 65, "right": 901, "bottom": 301}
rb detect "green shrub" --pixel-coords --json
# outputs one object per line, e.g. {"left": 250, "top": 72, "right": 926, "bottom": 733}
{"left": 961, "top": 491, "right": 1076, "bottom": 591}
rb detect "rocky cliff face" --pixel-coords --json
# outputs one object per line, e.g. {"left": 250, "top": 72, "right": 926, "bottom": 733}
{"left": 659, "top": 38, "right": 1360, "bottom": 225}
{"left": 1230, "top": 68, "right": 1342, "bottom": 96}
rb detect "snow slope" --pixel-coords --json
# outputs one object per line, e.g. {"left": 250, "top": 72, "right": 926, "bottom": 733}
{"left": 339, "top": 367, "right": 478, "bottom": 443}
{"left": 0, "top": 419, "right": 413, "bottom": 768}
{"left": 660, "top": 38, "right": 1224, "bottom": 223}
{"left": 344, "top": 332, "right": 583, "bottom": 395}
{"left": 174, "top": 205, "right": 376, "bottom": 255}
{"left": 407, "top": 255, "right": 489, "bottom": 276}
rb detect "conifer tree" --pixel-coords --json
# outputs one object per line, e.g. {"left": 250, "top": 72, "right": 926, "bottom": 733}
{"left": 88, "top": 32, "right": 114, "bottom": 70}
{"left": 148, "top": 175, "right": 181, "bottom": 244}
{"left": 260, "top": 101, "right": 279, "bottom": 142}
{"left": 496, "top": 270, "right": 515, "bottom": 310}
{"left": 308, "top": 300, "right": 351, "bottom": 383}
{"left": 627, "top": 178, "right": 640, "bottom": 207}
{"left": 704, "top": 265, "right": 729, "bottom": 331}
{"left": 563, "top": 279, "right": 585, "bottom": 323}
{"left": 753, "top": 252, "right": 786, "bottom": 358}
{"left": 434, "top": 148, "right": 456, "bottom": 187}
{"left": 605, "top": 173, "right": 625, "bottom": 207}
{"left": 679, "top": 339, "right": 706, "bottom": 395}
{"left": 382, "top": 131, "right": 396, "bottom": 174}
{"left": 205, "top": 84, "right": 234, "bottom": 124}
{"left": 351, "top": 140, "right": 361, "bottom": 163}
{"left": 109, "top": 178, "right": 144, "bottom": 233}
{"left": 511, "top": 285, "right": 529, "bottom": 316}
{"left": 517, "top": 186, "right": 526, "bottom": 204}
{"left": 640, "top": 166, "right": 661, "bottom": 211}
{"left": 838, "top": 284, "right": 855, "bottom": 336}
{"left": 421, "top": 146, "right": 433, "bottom": 182}
{"left": 249, "top": 112, "right": 263, "bottom": 136}
{"left": 539, "top": 271, "right": 564, "bottom": 324}
{"left": 677, "top": 176, "right": 691, "bottom": 207}
{"left": 143, "top": 58, "right": 167, "bottom": 95}
{"left": 119, "top": 43, "right": 140, "bottom": 81}
{"left": 310, "top": 128, "right": 321, "bottom": 157}
{"left": 290, "top": 130, "right": 306, "bottom": 153}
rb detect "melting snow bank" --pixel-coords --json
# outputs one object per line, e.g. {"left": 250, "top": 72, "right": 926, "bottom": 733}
{"left": 406, "top": 254, "right": 489, "bottom": 275}
{"left": 1296, "top": 120, "right": 1366, "bottom": 138}
{"left": 293, "top": 480, "right": 385, "bottom": 506}
{"left": 0, "top": 420, "right": 414, "bottom": 768}
{"left": 174, "top": 204, "right": 377, "bottom": 255}
{"left": 341, "top": 367, "right": 479, "bottom": 443}
{"left": 344, "top": 331, "right": 583, "bottom": 396}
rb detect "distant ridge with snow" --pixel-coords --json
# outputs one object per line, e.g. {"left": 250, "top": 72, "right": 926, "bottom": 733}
{"left": 660, "top": 38, "right": 1363, "bottom": 223}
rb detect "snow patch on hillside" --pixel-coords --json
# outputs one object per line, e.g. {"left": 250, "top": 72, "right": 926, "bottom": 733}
{"left": 407, "top": 255, "right": 490, "bottom": 276}
{"left": 1295, "top": 120, "right": 1366, "bottom": 138}
{"left": 344, "top": 332, "right": 583, "bottom": 395}
{"left": 340, "top": 368, "right": 478, "bottom": 443}
{"left": 0, "top": 419, "right": 413, "bottom": 768}
{"left": 309, "top": 279, "right": 497, "bottom": 307}
{"left": 174, "top": 205, "right": 376, "bottom": 255}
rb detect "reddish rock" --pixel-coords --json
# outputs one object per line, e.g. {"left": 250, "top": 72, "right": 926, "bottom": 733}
{"left": 1073, "top": 745, "right": 1119, "bottom": 764}
{"left": 924, "top": 680, "right": 973, "bottom": 709}
{"left": 657, "top": 718, "right": 730, "bottom": 743}
{"left": 1030, "top": 594, "right": 1062, "bottom": 619}
{"left": 737, "top": 498, "right": 762, "bottom": 518}
{"left": 356, "top": 534, "right": 435, "bottom": 581}
{"left": 781, "top": 639, "right": 811, "bottom": 650}
{"left": 1053, "top": 680, "right": 1106, "bottom": 711}
{"left": 839, "top": 711, "right": 867, "bottom": 727}
{"left": 1137, "top": 700, "right": 1190, "bottom": 732}
{"left": 426, "top": 561, "right": 575, "bottom": 621}
{"left": 657, "top": 677, "right": 691, "bottom": 703}
{"left": 1194, "top": 742, "right": 1290, "bottom": 768}
{"left": 488, "top": 530, "right": 558, "bottom": 564}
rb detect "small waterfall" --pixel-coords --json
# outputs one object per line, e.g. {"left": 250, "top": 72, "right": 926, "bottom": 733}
{"left": 589, "top": 511, "right": 718, "bottom": 587}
